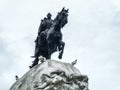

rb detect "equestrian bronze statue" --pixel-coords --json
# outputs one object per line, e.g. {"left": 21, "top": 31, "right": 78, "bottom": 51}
{"left": 30, "top": 7, "right": 69, "bottom": 68}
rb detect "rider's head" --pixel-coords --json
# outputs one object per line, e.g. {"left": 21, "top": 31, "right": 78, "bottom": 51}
{"left": 47, "top": 13, "right": 52, "bottom": 19}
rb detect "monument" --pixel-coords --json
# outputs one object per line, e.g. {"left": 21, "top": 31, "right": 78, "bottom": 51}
{"left": 30, "top": 7, "right": 68, "bottom": 68}
{"left": 10, "top": 7, "right": 89, "bottom": 90}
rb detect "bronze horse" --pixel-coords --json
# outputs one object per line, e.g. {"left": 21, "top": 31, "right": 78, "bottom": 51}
{"left": 30, "top": 8, "right": 68, "bottom": 68}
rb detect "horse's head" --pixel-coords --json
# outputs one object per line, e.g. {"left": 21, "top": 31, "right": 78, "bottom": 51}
{"left": 55, "top": 7, "right": 69, "bottom": 28}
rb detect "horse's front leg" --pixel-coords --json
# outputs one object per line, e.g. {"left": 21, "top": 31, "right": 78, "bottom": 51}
{"left": 58, "top": 41, "right": 65, "bottom": 59}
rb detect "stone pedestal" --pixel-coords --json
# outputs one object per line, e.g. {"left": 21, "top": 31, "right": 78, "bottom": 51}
{"left": 10, "top": 60, "right": 89, "bottom": 90}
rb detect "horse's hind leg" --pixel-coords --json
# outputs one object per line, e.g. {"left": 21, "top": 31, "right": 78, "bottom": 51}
{"left": 46, "top": 47, "right": 51, "bottom": 59}
{"left": 29, "top": 57, "right": 39, "bottom": 68}
{"left": 58, "top": 41, "right": 65, "bottom": 59}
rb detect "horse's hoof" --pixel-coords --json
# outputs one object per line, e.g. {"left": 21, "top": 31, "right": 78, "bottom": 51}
{"left": 29, "top": 66, "right": 32, "bottom": 69}
{"left": 58, "top": 55, "right": 62, "bottom": 59}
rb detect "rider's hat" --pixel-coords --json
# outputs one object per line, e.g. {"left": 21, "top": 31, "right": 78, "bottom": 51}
{"left": 47, "top": 13, "right": 52, "bottom": 18}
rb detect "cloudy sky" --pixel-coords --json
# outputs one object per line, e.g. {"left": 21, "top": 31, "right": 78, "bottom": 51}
{"left": 0, "top": 0, "right": 120, "bottom": 90}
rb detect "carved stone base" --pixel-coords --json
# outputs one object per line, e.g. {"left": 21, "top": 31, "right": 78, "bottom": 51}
{"left": 10, "top": 60, "right": 89, "bottom": 90}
